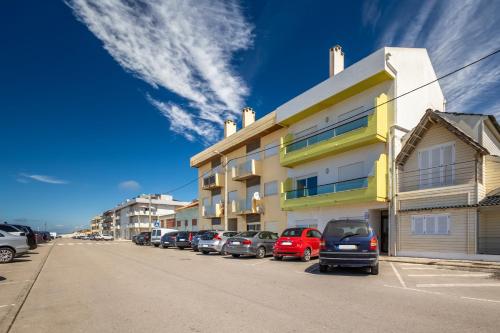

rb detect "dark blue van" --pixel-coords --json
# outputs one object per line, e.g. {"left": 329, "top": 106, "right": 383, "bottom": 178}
{"left": 319, "top": 219, "right": 379, "bottom": 275}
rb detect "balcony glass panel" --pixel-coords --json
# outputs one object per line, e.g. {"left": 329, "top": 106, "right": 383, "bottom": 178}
{"left": 285, "top": 177, "right": 368, "bottom": 200}
{"left": 286, "top": 115, "right": 369, "bottom": 153}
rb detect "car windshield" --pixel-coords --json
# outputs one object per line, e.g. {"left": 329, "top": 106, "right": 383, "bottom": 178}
{"left": 177, "top": 232, "right": 189, "bottom": 237}
{"left": 281, "top": 228, "right": 304, "bottom": 237}
{"left": 238, "top": 231, "right": 258, "bottom": 238}
{"left": 324, "top": 220, "right": 370, "bottom": 238}
{"left": 201, "top": 232, "right": 217, "bottom": 240}
{"left": 0, "top": 225, "right": 20, "bottom": 232}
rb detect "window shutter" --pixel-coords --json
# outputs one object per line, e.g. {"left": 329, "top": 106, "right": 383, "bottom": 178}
{"left": 412, "top": 216, "right": 425, "bottom": 235}
{"left": 437, "top": 215, "right": 449, "bottom": 234}
{"left": 424, "top": 216, "right": 436, "bottom": 235}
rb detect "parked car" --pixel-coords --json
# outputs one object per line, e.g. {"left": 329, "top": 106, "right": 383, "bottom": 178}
{"left": 273, "top": 227, "right": 322, "bottom": 262}
{"left": 132, "top": 235, "right": 138, "bottom": 243}
{"left": 175, "top": 231, "right": 197, "bottom": 249}
{"left": 10, "top": 224, "right": 37, "bottom": 250}
{"left": 102, "top": 234, "right": 114, "bottom": 241}
{"left": 319, "top": 219, "right": 379, "bottom": 275}
{"left": 225, "top": 231, "right": 278, "bottom": 259}
{"left": 0, "top": 224, "right": 25, "bottom": 237}
{"left": 81, "top": 235, "right": 90, "bottom": 240}
{"left": 151, "top": 228, "right": 177, "bottom": 247}
{"left": 191, "top": 230, "right": 212, "bottom": 252}
{"left": 198, "top": 231, "right": 239, "bottom": 255}
{"left": 160, "top": 231, "right": 178, "bottom": 248}
{"left": 50, "top": 232, "right": 57, "bottom": 239}
{"left": 42, "top": 232, "right": 52, "bottom": 241}
{"left": 0, "top": 230, "right": 30, "bottom": 263}
{"left": 93, "top": 234, "right": 104, "bottom": 241}
{"left": 136, "top": 232, "right": 151, "bottom": 246}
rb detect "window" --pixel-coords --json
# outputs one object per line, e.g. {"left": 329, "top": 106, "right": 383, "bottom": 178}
{"left": 312, "top": 230, "right": 322, "bottom": 238}
{"left": 282, "top": 228, "right": 304, "bottom": 237}
{"left": 247, "top": 223, "right": 261, "bottom": 231}
{"left": 338, "top": 162, "right": 365, "bottom": 182}
{"left": 411, "top": 215, "right": 450, "bottom": 235}
{"left": 264, "top": 181, "right": 278, "bottom": 196}
{"left": 228, "top": 190, "right": 237, "bottom": 203}
{"left": 176, "top": 220, "right": 181, "bottom": 227}
{"left": 264, "top": 142, "right": 278, "bottom": 158}
{"left": 296, "top": 176, "right": 317, "bottom": 197}
{"left": 418, "top": 143, "right": 455, "bottom": 189}
{"left": 184, "top": 220, "right": 188, "bottom": 227}
{"left": 192, "top": 219, "right": 197, "bottom": 226}
{"left": 212, "top": 218, "right": 221, "bottom": 225}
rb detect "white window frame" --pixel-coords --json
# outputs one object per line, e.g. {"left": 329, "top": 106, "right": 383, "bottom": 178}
{"left": 411, "top": 214, "right": 450, "bottom": 235}
{"left": 418, "top": 142, "right": 455, "bottom": 189}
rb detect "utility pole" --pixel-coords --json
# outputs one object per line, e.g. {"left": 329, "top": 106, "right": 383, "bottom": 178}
{"left": 214, "top": 150, "right": 228, "bottom": 231}
{"left": 148, "top": 194, "right": 152, "bottom": 232}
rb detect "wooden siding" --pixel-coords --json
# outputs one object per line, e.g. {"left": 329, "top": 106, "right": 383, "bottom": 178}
{"left": 399, "top": 192, "right": 469, "bottom": 210}
{"left": 398, "top": 208, "right": 476, "bottom": 254}
{"left": 483, "top": 123, "right": 500, "bottom": 156}
{"left": 485, "top": 155, "right": 500, "bottom": 195}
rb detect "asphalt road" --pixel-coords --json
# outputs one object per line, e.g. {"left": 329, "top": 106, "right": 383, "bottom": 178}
{"left": 3, "top": 239, "right": 500, "bottom": 333}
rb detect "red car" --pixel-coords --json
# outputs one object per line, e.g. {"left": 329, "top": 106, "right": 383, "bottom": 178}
{"left": 273, "top": 227, "right": 322, "bottom": 261}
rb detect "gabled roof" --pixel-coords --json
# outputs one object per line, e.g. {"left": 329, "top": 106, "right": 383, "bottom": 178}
{"left": 396, "top": 109, "right": 499, "bottom": 166}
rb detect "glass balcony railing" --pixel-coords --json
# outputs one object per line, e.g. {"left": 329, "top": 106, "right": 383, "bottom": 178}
{"left": 286, "top": 115, "right": 369, "bottom": 153}
{"left": 232, "top": 159, "right": 261, "bottom": 180}
{"left": 285, "top": 177, "right": 369, "bottom": 200}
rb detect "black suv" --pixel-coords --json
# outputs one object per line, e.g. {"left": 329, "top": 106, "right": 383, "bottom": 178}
{"left": 175, "top": 231, "right": 197, "bottom": 250}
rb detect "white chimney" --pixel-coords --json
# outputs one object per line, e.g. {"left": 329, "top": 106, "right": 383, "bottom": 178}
{"left": 224, "top": 119, "right": 237, "bottom": 138}
{"left": 242, "top": 107, "right": 255, "bottom": 128}
{"left": 329, "top": 45, "right": 344, "bottom": 77}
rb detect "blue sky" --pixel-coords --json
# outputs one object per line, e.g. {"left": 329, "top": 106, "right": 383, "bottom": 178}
{"left": 1, "top": 0, "right": 499, "bottom": 233}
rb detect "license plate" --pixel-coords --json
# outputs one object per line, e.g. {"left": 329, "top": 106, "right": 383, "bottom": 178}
{"left": 232, "top": 241, "right": 241, "bottom": 245}
{"left": 339, "top": 244, "right": 357, "bottom": 250}
{"left": 202, "top": 244, "right": 208, "bottom": 247}
{"left": 179, "top": 239, "right": 185, "bottom": 241}
{"left": 281, "top": 241, "right": 292, "bottom": 246}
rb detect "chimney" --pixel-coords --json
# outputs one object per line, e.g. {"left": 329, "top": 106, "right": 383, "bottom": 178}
{"left": 224, "top": 119, "right": 236, "bottom": 138}
{"left": 242, "top": 107, "right": 255, "bottom": 128}
{"left": 329, "top": 45, "right": 344, "bottom": 77}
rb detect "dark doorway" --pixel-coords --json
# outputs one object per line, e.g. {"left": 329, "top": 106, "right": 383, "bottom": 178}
{"left": 228, "top": 218, "right": 238, "bottom": 231}
{"left": 380, "top": 210, "right": 389, "bottom": 253}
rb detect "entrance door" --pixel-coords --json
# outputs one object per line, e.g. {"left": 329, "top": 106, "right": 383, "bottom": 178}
{"left": 380, "top": 210, "right": 389, "bottom": 253}
{"left": 228, "top": 218, "right": 238, "bottom": 231}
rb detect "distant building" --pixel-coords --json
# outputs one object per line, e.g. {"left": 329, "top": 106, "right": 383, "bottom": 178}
{"left": 90, "top": 215, "right": 103, "bottom": 234}
{"left": 174, "top": 201, "right": 199, "bottom": 231}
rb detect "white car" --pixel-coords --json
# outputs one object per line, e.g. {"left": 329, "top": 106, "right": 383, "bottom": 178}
{"left": 0, "top": 230, "right": 29, "bottom": 263}
{"left": 102, "top": 235, "right": 114, "bottom": 241}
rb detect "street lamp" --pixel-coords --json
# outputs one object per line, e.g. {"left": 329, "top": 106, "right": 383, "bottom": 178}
{"left": 213, "top": 150, "right": 228, "bottom": 231}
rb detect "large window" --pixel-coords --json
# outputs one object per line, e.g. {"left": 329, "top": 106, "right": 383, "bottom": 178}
{"left": 418, "top": 143, "right": 455, "bottom": 189}
{"left": 264, "top": 181, "right": 278, "bottom": 196}
{"left": 411, "top": 215, "right": 450, "bottom": 235}
{"left": 296, "top": 176, "right": 317, "bottom": 197}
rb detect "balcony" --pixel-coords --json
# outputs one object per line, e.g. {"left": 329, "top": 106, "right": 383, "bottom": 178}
{"left": 202, "top": 203, "right": 223, "bottom": 218}
{"left": 281, "top": 154, "right": 387, "bottom": 211}
{"left": 202, "top": 172, "right": 224, "bottom": 190}
{"left": 234, "top": 198, "right": 264, "bottom": 215}
{"left": 127, "top": 210, "right": 157, "bottom": 217}
{"left": 232, "top": 159, "right": 262, "bottom": 181}
{"left": 280, "top": 94, "right": 388, "bottom": 168}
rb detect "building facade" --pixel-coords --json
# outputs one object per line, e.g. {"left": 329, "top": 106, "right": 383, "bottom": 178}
{"left": 175, "top": 201, "right": 199, "bottom": 231}
{"left": 275, "top": 46, "right": 444, "bottom": 255}
{"left": 395, "top": 110, "right": 500, "bottom": 260}
{"left": 90, "top": 215, "right": 103, "bottom": 234}
{"left": 191, "top": 109, "right": 288, "bottom": 233}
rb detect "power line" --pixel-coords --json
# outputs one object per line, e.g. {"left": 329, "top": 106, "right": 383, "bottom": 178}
{"left": 165, "top": 47, "right": 500, "bottom": 194}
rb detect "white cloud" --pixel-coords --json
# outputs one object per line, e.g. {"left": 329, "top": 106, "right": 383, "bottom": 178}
{"left": 375, "top": 0, "right": 500, "bottom": 114}
{"left": 361, "top": 0, "right": 382, "bottom": 29}
{"left": 18, "top": 173, "right": 68, "bottom": 185}
{"left": 66, "top": 0, "right": 253, "bottom": 142}
{"left": 118, "top": 180, "right": 141, "bottom": 191}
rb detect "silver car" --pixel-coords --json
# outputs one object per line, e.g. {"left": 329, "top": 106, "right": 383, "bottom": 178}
{"left": 225, "top": 231, "right": 278, "bottom": 259}
{"left": 0, "top": 230, "right": 30, "bottom": 263}
{"left": 198, "top": 231, "right": 239, "bottom": 255}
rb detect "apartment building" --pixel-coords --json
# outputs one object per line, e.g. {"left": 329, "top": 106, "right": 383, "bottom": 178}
{"left": 90, "top": 215, "right": 103, "bottom": 234}
{"left": 190, "top": 109, "right": 288, "bottom": 233}
{"left": 396, "top": 110, "right": 500, "bottom": 260}
{"left": 275, "top": 46, "right": 444, "bottom": 254}
{"left": 175, "top": 201, "right": 199, "bottom": 231}
{"left": 102, "top": 210, "right": 114, "bottom": 236}
{"left": 113, "top": 194, "right": 189, "bottom": 239}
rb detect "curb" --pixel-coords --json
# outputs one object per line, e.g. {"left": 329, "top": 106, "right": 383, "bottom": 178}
{"left": 379, "top": 256, "right": 500, "bottom": 271}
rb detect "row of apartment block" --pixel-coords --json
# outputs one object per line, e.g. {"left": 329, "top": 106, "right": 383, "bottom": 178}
{"left": 190, "top": 46, "right": 500, "bottom": 260}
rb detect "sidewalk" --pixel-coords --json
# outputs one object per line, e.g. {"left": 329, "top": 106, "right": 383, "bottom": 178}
{"left": 380, "top": 255, "right": 500, "bottom": 271}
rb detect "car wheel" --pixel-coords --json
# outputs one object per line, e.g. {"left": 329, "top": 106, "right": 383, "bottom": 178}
{"left": 178, "top": 247, "right": 185, "bottom": 250}
{"left": 154, "top": 244, "right": 159, "bottom": 248}
{"left": 0, "top": 247, "right": 15, "bottom": 263}
{"left": 301, "top": 248, "right": 312, "bottom": 262}
{"left": 319, "top": 264, "right": 328, "bottom": 273}
{"left": 231, "top": 254, "right": 240, "bottom": 258}
{"left": 370, "top": 263, "right": 379, "bottom": 275}
{"left": 201, "top": 250, "right": 209, "bottom": 255}
{"left": 274, "top": 255, "right": 283, "bottom": 261}
{"left": 255, "top": 247, "right": 266, "bottom": 259}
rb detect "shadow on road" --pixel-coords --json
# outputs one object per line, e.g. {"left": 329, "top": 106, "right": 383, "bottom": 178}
{"left": 10, "top": 258, "right": 32, "bottom": 263}
{"left": 0, "top": 276, "right": 5, "bottom": 282}
{"left": 305, "top": 263, "right": 371, "bottom": 276}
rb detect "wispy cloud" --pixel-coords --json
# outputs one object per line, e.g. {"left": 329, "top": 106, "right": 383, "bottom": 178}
{"left": 18, "top": 173, "right": 69, "bottom": 185}
{"left": 373, "top": 0, "right": 500, "bottom": 115}
{"left": 361, "top": 0, "right": 382, "bottom": 29}
{"left": 66, "top": 0, "right": 253, "bottom": 142}
{"left": 118, "top": 180, "right": 141, "bottom": 191}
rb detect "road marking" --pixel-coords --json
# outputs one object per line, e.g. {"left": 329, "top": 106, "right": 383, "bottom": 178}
{"left": 0, "top": 304, "right": 15, "bottom": 309}
{"left": 417, "top": 283, "right": 500, "bottom": 288}
{"left": 461, "top": 296, "right": 500, "bottom": 303}
{"left": 408, "top": 273, "right": 491, "bottom": 277}
{"left": 402, "top": 267, "right": 448, "bottom": 270}
{"left": 390, "top": 263, "right": 407, "bottom": 288}
{"left": 383, "top": 284, "right": 442, "bottom": 295}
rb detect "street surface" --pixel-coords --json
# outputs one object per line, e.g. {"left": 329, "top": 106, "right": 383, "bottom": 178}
{"left": 2, "top": 239, "right": 500, "bottom": 332}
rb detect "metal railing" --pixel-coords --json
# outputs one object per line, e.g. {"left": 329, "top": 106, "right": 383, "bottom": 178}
{"left": 284, "top": 177, "right": 369, "bottom": 200}
{"left": 398, "top": 160, "right": 479, "bottom": 192}
{"left": 286, "top": 111, "right": 370, "bottom": 153}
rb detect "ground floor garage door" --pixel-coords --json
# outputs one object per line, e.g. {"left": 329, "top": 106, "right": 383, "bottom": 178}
{"left": 478, "top": 207, "right": 500, "bottom": 255}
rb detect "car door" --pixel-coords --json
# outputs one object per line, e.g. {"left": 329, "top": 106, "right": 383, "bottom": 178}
{"left": 306, "top": 229, "right": 321, "bottom": 256}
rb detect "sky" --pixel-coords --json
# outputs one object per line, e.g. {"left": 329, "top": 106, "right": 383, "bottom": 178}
{"left": 1, "top": 0, "right": 499, "bottom": 233}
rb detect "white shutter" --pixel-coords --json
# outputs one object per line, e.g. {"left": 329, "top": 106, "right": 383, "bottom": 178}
{"left": 424, "top": 216, "right": 436, "bottom": 235}
{"left": 338, "top": 162, "right": 364, "bottom": 182}
{"left": 431, "top": 147, "right": 441, "bottom": 187}
{"left": 442, "top": 145, "right": 454, "bottom": 185}
{"left": 412, "top": 216, "right": 425, "bottom": 235}
{"left": 437, "top": 215, "right": 450, "bottom": 234}
{"left": 419, "top": 150, "right": 430, "bottom": 188}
